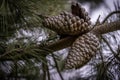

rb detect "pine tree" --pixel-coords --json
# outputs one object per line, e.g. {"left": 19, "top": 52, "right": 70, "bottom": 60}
{"left": 0, "top": 0, "right": 120, "bottom": 80}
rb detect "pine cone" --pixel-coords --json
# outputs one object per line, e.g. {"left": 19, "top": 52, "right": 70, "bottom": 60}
{"left": 71, "top": 1, "right": 91, "bottom": 24}
{"left": 43, "top": 11, "right": 92, "bottom": 35}
{"left": 65, "top": 32, "right": 100, "bottom": 69}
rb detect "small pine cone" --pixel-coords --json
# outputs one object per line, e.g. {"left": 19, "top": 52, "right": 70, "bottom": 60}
{"left": 43, "top": 11, "right": 92, "bottom": 35}
{"left": 71, "top": 1, "right": 91, "bottom": 25}
{"left": 65, "top": 32, "right": 100, "bottom": 69}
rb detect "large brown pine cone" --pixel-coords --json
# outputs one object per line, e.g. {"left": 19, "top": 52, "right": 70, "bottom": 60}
{"left": 65, "top": 32, "right": 100, "bottom": 69}
{"left": 43, "top": 11, "right": 92, "bottom": 35}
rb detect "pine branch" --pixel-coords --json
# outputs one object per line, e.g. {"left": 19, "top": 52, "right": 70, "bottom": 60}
{"left": 45, "top": 36, "right": 77, "bottom": 52}
{"left": 91, "top": 20, "right": 120, "bottom": 35}
{"left": 0, "top": 20, "right": 120, "bottom": 61}
{"left": 45, "top": 20, "right": 120, "bottom": 52}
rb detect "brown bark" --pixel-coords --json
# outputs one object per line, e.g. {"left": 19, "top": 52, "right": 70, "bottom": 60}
{"left": 92, "top": 21, "right": 120, "bottom": 35}
{"left": 46, "top": 36, "right": 77, "bottom": 52}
